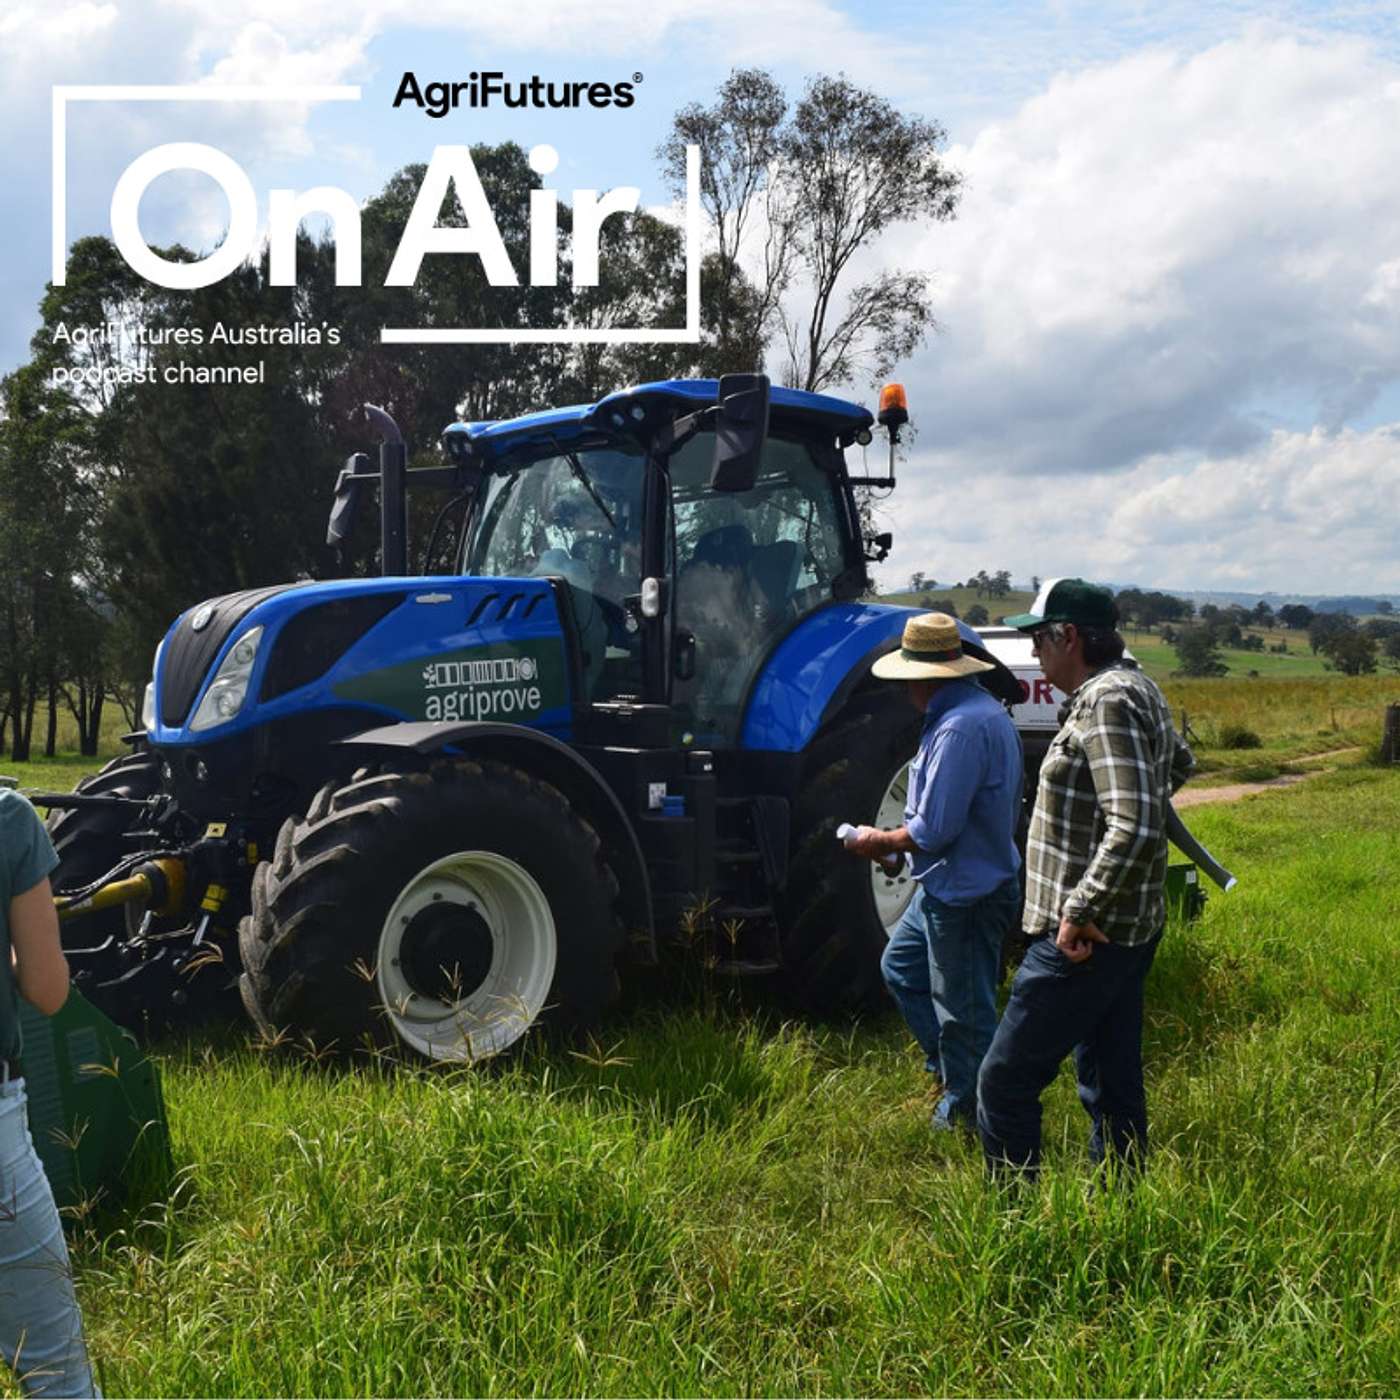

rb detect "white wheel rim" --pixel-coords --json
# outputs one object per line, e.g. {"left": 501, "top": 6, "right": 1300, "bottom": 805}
{"left": 377, "top": 851, "right": 556, "bottom": 1062}
{"left": 872, "top": 762, "right": 917, "bottom": 932}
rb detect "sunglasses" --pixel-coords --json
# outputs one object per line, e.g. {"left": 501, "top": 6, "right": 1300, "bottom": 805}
{"left": 1030, "top": 625, "right": 1072, "bottom": 651}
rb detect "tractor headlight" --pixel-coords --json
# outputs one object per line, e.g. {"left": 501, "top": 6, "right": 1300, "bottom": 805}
{"left": 141, "top": 641, "right": 163, "bottom": 732}
{"left": 189, "top": 626, "right": 264, "bottom": 732}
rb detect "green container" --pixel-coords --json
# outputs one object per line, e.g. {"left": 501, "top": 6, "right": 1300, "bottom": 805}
{"left": 17, "top": 990, "right": 172, "bottom": 1211}
{"left": 1165, "top": 861, "right": 1207, "bottom": 922}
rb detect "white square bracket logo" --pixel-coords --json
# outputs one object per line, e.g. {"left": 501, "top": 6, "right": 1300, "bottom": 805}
{"left": 52, "top": 84, "right": 700, "bottom": 346}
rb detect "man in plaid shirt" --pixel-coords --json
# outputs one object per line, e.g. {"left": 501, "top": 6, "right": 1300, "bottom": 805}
{"left": 977, "top": 578, "right": 1194, "bottom": 1176}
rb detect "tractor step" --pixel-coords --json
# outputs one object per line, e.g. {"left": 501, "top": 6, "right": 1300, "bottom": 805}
{"left": 711, "top": 958, "right": 781, "bottom": 976}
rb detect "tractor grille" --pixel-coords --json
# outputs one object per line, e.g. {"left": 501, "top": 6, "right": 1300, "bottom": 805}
{"left": 159, "top": 584, "right": 292, "bottom": 727}
{"left": 260, "top": 592, "right": 408, "bottom": 702}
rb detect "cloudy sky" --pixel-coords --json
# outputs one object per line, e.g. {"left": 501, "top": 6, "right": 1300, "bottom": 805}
{"left": 6, "top": 0, "right": 1400, "bottom": 595}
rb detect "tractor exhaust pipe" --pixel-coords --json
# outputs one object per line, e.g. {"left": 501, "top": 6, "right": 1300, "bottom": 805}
{"left": 364, "top": 404, "right": 407, "bottom": 576}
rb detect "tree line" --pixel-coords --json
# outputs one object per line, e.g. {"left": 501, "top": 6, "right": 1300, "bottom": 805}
{"left": 1167, "top": 602, "right": 1399, "bottom": 677}
{"left": 0, "top": 70, "right": 960, "bottom": 759}
{"left": 892, "top": 574, "right": 1397, "bottom": 678}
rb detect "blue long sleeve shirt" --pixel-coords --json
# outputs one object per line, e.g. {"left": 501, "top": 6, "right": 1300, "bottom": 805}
{"left": 904, "top": 679, "right": 1023, "bottom": 904}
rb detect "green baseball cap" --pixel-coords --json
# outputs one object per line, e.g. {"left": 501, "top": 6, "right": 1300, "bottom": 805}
{"left": 1004, "top": 577, "right": 1119, "bottom": 631}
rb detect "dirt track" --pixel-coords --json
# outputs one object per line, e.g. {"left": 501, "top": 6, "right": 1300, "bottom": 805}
{"left": 1174, "top": 774, "right": 1312, "bottom": 807}
{"left": 1174, "top": 747, "right": 1360, "bottom": 808}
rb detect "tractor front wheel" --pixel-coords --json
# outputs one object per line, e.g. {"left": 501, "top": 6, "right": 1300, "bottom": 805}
{"left": 238, "top": 759, "right": 624, "bottom": 1060}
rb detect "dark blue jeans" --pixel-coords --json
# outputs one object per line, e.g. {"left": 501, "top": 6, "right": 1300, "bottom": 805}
{"left": 880, "top": 877, "right": 1022, "bottom": 1127}
{"left": 977, "top": 930, "right": 1163, "bottom": 1174}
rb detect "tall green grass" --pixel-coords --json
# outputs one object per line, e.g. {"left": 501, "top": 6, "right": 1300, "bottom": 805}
{"left": 1159, "top": 674, "right": 1396, "bottom": 783}
{"left": 33, "top": 768, "right": 1397, "bottom": 1397}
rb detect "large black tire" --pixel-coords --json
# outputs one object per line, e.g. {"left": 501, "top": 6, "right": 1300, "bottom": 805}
{"left": 46, "top": 750, "right": 160, "bottom": 951}
{"left": 780, "top": 691, "right": 924, "bottom": 1014}
{"left": 238, "top": 759, "right": 625, "bottom": 1060}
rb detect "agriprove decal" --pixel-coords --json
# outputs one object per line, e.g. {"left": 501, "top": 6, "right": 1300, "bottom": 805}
{"left": 332, "top": 640, "right": 568, "bottom": 722}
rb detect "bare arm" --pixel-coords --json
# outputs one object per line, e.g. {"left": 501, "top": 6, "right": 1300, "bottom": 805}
{"left": 10, "top": 878, "right": 70, "bottom": 1016}
{"left": 847, "top": 825, "right": 919, "bottom": 861}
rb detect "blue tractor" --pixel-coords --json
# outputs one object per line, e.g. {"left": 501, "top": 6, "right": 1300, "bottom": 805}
{"left": 44, "top": 375, "right": 1022, "bottom": 1060}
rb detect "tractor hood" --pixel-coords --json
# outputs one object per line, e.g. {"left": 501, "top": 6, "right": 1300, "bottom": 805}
{"left": 148, "top": 575, "right": 574, "bottom": 747}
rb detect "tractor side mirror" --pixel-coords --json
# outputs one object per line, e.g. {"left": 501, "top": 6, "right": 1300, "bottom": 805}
{"left": 709, "top": 373, "right": 770, "bottom": 493}
{"left": 864, "top": 531, "right": 892, "bottom": 563}
{"left": 327, "top": 453, "right": 369, "bottom": 551}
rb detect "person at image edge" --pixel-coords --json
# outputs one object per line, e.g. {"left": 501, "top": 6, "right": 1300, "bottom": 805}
{"left": 0, "top": 789, "right": 100, "bottom": 1398}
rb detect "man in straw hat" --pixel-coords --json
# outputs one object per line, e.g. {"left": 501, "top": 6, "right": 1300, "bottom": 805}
{"left": 976, "top": 578, "right": 1193, "bottom": 1178}
{"left": 844, "top": 613, "right": 1023, "bottom": 1134}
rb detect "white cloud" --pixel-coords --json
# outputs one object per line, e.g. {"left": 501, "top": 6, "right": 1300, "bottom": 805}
{"left": 161, "top": 0, "right": 932, "bottom": 83}
{"left": 878, "top": 423, "right": 1400, "bottom": 595}
{"left": 867, "top": 28, "right": 1400, "bottom": 591}
{"left": 205, "top": 21, "right": 372, "bottom": 92}
{"left": 0, "top": 1, "right": 118, "bottom": 45}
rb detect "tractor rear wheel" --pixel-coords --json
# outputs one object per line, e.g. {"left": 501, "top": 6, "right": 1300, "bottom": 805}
{"left": 781, "top": 692, "right": 923, "bottom": 1014}
{"left": 238, "top": 759, "right": 624, "bottom": 1060}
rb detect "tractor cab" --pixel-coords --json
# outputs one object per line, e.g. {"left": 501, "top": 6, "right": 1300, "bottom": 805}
{"left": 439, "top": 375, "right": 879, "bottom": 748}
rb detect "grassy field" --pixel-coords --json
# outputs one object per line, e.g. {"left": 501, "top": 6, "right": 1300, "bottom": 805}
{"left": 1124, "top": 626, "right": 1339, "bottom": 682}
{"left": 0, "top": 701, "right": 134, "bottom": 794}
{"left": 0, "top": 764, "right": 1380, "bottom": 1395}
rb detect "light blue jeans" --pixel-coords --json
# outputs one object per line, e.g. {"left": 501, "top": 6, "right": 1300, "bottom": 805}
{"left": 0, "top": 1078, "right": 98, "bottom": 1397}
{"left": 880, "top": 878, "right": 1022, "bottom": 1127}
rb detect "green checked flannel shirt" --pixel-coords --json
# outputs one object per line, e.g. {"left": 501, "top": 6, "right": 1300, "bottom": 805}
{"left": 1024, "top": 661, "right": 1195, "bottom": 945}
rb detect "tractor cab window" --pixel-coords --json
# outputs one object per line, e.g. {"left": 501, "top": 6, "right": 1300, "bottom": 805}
{"left": 463, "top": 446, "right": 645, "bottom": 701}
{"left": 669, "top": 432, "right": 850, "bottom": 745}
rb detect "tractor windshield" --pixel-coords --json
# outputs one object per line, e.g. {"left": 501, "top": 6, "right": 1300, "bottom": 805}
{"left": 459, "top": 429, "right": 856, "bottom": 736}
{"left": 670, "top": 432, "right": 852, "bottom": 745}
{"left": 462, "top": 445, "right": 646, "bottom": 700}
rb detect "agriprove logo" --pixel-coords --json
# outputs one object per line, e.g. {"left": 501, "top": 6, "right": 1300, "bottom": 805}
{"left": 422, "top": 654, "right": 542, "bottom": 721}
{"left": 333, "top": 642, "right": 564, "bottom": 721}
{"left": 51, "top": 84, "right": 698, "bottom": 346}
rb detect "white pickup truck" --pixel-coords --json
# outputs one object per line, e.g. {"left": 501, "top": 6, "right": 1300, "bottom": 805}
{"left": 978, "top": 624, "right": 1067, "bottom": 772}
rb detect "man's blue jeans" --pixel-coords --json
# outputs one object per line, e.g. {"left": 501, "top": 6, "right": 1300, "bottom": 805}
{"left": 977, "top": 930, "right": 1163, "bottom": 1175}
{"left": 0, "top": 1078, "right": 98, "bottom": 1397}
{"left": 880, "top": 877, "right": 1022, "bottom": 1127}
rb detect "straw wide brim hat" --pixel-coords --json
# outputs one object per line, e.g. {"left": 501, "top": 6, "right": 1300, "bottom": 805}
{"left": 871, "top": 612, "right": 995, "bottom": 681}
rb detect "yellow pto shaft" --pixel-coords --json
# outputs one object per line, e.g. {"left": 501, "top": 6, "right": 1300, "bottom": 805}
{"left": 55, "top": 858, "right": 186, "bottom": 924}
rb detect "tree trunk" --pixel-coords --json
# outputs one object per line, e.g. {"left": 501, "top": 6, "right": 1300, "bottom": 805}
{"left": 81, "top": 683, "right": 104, "bottom": 757}
{"left": 9, "top": 675, "right": 30, "bottom": 763}
{"left": 45, "top": 672, "right": 59, "bottom": 757}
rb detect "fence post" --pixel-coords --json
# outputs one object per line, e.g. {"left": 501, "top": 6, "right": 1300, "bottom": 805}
{"left": 1383, "top": 704, "right": 1400, "bottom": 763}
